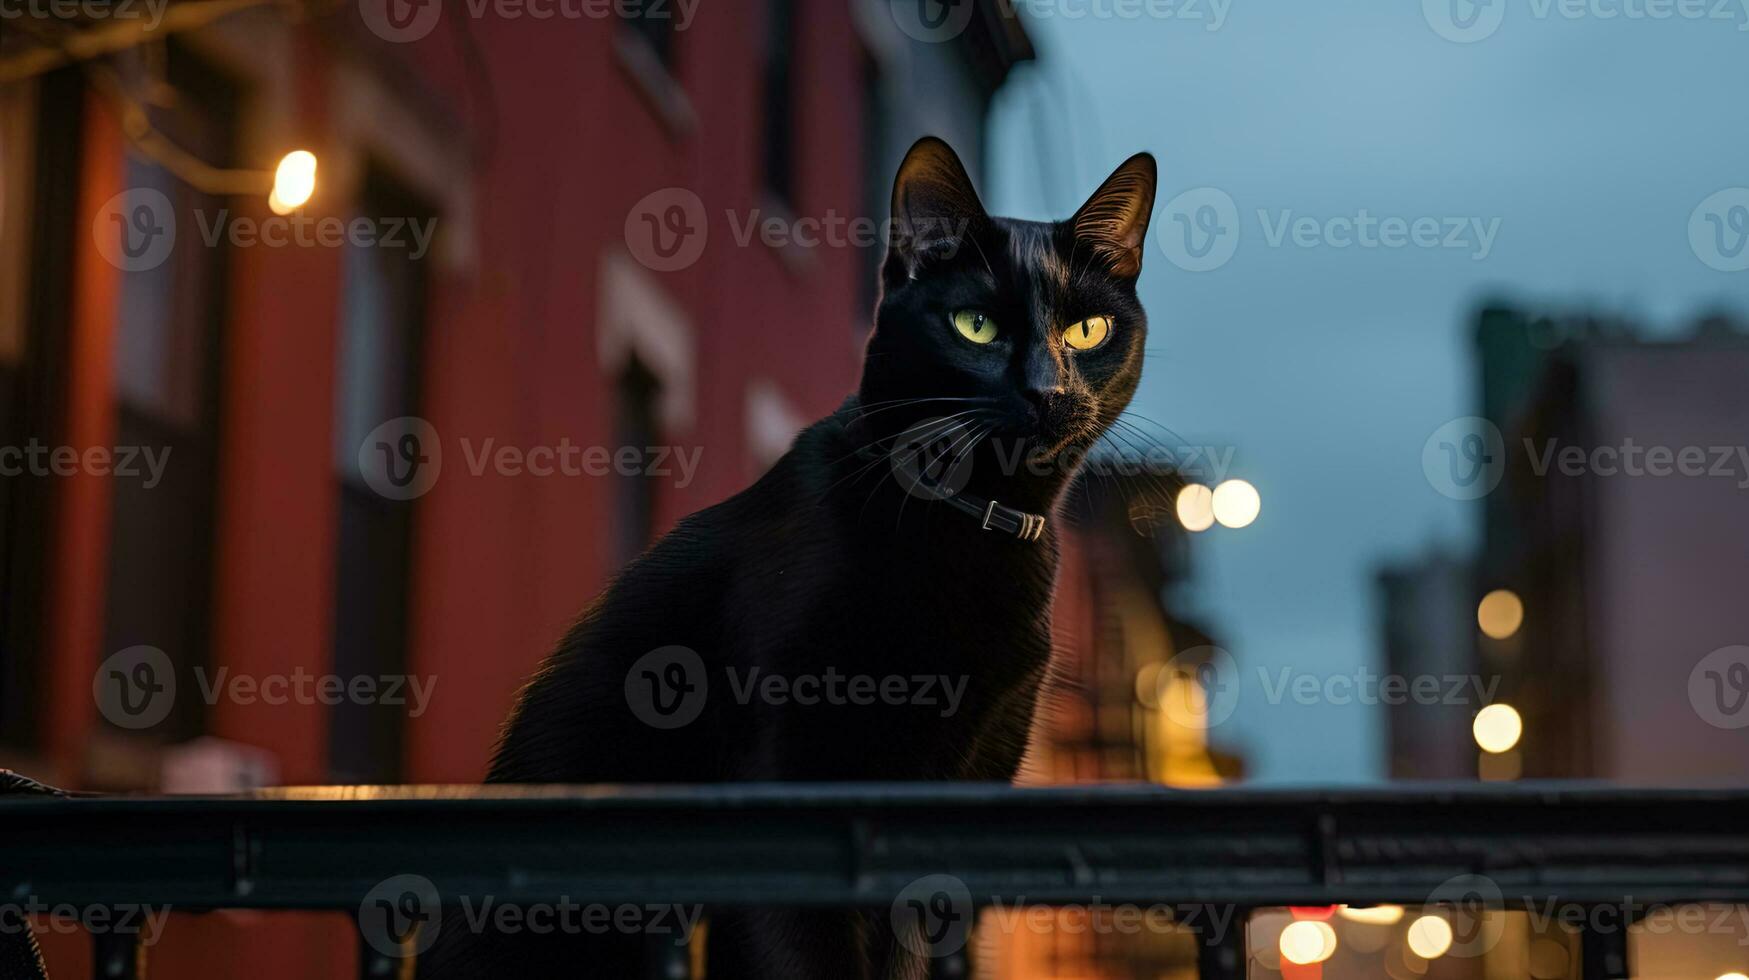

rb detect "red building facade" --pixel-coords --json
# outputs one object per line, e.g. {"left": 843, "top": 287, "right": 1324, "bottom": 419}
{"left": 2, "top": 1, "right": 1032, "bottom": 974}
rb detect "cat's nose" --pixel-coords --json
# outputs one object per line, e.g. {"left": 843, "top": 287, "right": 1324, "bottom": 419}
{"left": 1024, "top": 386, "right": 1065, "bottom": 423}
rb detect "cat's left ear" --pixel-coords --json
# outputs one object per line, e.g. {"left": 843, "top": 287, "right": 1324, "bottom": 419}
{"left": 1070, "top": 152, "right": 1157, "bottom": 279}
{"left": 885, "top": 137, "right": 988, "bottom": 284}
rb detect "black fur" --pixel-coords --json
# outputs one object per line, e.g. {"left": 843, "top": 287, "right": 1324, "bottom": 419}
{"left": 417, "top": 138, "right": 1156, "bottom": 980}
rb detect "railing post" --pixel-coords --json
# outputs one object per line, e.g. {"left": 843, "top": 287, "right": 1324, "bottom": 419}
{"left": 90, "top": 925, "right": 141, "bottom": 980}
{"left": 1191, "top": 904, "right": 1246, "bottom": 980}
{"left": 644, "top": 928, "right": 690, "bottom": 980}
{"left": 356, "top": 921, "right": 397, "bottom": 979}
{"left": 1580, "top": 907, "right": 1632, "bottom": 980}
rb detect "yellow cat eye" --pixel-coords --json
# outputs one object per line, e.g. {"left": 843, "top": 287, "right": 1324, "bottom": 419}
{"left": 1063, "top": 316, "right": 1112, "bottom": 351}
{"left": 952, "top": 310, "right": 999, "bottom": 345}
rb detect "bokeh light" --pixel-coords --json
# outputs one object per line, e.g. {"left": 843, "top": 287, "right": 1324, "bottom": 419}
{"left": 1176, "top": 483, "right": 1215, "bottom": 532}
{"left": 1477, "top": 589, "right": 1525, "bottom": 640}
{"left": 270, "top": 150, "right": 318, "bottom": 214}
{"left": 1211, "top": 479, "right": 1261, "bottom": 528}
{"left": 1473, "top": 703, "right": 1524, "bottom": 754}
{"left": 1406, "top": 915, "right": 1453, "bottom": 959}
{"left": 1279, "top": 920, "right": 1338, "bottom": 965}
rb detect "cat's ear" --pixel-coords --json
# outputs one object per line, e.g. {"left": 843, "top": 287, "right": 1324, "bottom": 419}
{"left": 885, "top": 137, "right": 987, "bottom": 282}
{"left": 1070, "top": 152, "right": 1157, "bottom": 279}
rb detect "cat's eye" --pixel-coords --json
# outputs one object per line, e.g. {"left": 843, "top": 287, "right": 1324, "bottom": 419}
{"left": 952, "top": 310, "right": 999, "bottom": 345}
{"left": 1063, "top": 316, "right": 1112, "bottom": 351}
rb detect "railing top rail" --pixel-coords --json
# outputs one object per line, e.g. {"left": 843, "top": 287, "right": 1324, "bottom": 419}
{"left": 5, "top": 782, "right": 1749, "bottom": 910}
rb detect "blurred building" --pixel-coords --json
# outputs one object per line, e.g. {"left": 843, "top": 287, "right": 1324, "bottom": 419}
{"left": 0, "top": 1, "right": 1031, "bottom": 975}
{"left": 1374, "top": 544, "right": 1475, "bottom": 780}
{"left": 1479, "top": 306, "right": 1749, "bottom": 784}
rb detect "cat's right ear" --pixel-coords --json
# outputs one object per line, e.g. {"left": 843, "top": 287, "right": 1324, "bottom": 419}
{"left": 884, "top": 137, "right": 987, "bottom": 285}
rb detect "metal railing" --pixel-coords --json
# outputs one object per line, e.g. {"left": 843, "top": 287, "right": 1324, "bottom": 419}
{"left": 5, "top": 782, "right": 1749, "bottom": 979}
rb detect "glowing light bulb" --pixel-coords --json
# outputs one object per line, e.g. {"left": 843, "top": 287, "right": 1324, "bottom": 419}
{"left": 1279, "top": 920, "right": 1338, "bottom": 965}
{"left": 1338, "top": 904, "right": 1405, "bottom": 925}
{"left": 1473, "top": 703, "right": 1523, "bottom": 754}
{"left": 1478, "top": 589, "right": 1524, "bottom": 640}
{"left": 1176, "top": 483, "right": 1215, "bottom": 532}
{"left": 1406, "top": 915, "right": 1453, "bottom": 959}
{"left": 1211, "top": 479, "right": 1260, "bottom": 529}
{"left": 270, "top": 150, "right": 317, "bottom": 214}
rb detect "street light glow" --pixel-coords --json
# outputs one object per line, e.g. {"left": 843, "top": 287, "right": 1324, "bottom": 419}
{"left": 1211, "top": 479, "right": 1261, "bottom": 528}
{"left": 1279, "top": 920, "right": 1337, "bottom": 965}
{"left": 270, "top": 150, "right": 318, "bottom": 214}
{"left": 1473, "top": 703, "right": 1524, "bottom": 754}
{"left": 1338, "top": 904, "right": 1405, "bottom": 925}
{"left": 1478, "top": 589, "right": 1524, "bottom": 639}
{"left": 1176, "top": 483, "right": 1215, "bottom": 532}
{"left": 1406, "top": 915, "right": 1454, "bottom": 959}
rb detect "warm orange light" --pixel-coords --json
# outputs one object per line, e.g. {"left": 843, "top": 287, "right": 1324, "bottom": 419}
{"left": 269, "top": 150, "right": 317, "bottom": 214}
{"left": 1211, "top": 479, "right": 1261, "bottom": 528}
{"left": 1473, "top": 704, "right": 1523, "bottom": 754}
{"left": 1338, "top": 904, "right": 1405, "bottom": 925}
{"left": 1279, "top": 920, "right": 1337, "bottom": 965}
{"left": 1477, "top": 589, "right": 1524, "bottom": 640}
{"left": 1176, "top": 484, "right": 1215, "bottom": 532}
{"left": 1407, "top": 915, "right": 1453, "bottom": 959}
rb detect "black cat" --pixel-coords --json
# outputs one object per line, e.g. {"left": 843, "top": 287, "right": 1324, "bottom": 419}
{"left": 418, "top": 137, "right": 1156, "bottom": 979}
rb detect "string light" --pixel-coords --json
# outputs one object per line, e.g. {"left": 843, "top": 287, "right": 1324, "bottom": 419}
{"left": 269, "top": 150, "right": 318, "bottom": 214}
{"left": 1279, "top": 920, "right": 1338, "bottom": 965}
{"left": 1406, "top": 915, "right": 1453, "bottom": 959}
{"left": 1473, "top": 704, "right": 1523, "bottom": 754}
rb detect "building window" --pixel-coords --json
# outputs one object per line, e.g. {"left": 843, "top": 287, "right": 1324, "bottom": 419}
{"left": 761, "top": 0, "right": 798, "bottom": 204}
{"left": 614, "top": 356, "right": 661, "bottom": 567}
{"left": 99, "top": 46, "right": 237, "bottom": 743}
{"left": 329, "top": 167, "right": 434, "bottom": 784}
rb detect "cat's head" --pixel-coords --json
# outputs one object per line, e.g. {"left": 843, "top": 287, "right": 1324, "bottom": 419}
{"left": 859, "top": 137, "right": 1156, "bottom": 479}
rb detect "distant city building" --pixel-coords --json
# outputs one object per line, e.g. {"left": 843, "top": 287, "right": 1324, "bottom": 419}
{"left": 1375, "top": 544, "right": 1476, "bottom": 780}
{"left": 1479, "top": 306, "right": 1749, "bottom": 783}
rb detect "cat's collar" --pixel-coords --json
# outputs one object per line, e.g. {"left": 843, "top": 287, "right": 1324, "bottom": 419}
{"left": 842, "top": 414, "right": 1047, "bottom": 543}
{"left": 941, "top": 492, "right": 1049, "bottom": 543}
